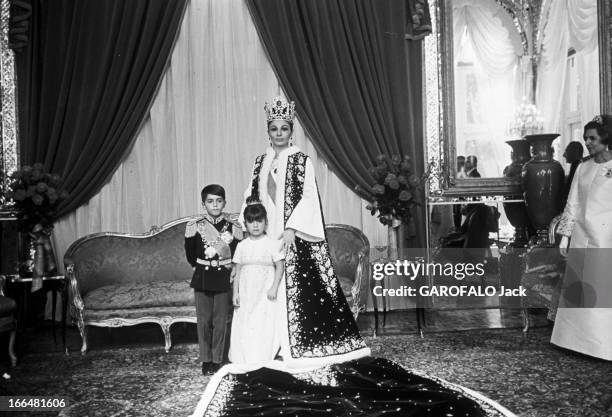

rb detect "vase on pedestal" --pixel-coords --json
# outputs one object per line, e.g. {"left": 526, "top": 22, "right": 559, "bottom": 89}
{"left": 521, "top": 134, "right": 565, "bottom": 246}
{"left": 32, "top": 231, "right": 57, "bottom": 277}
{"left": 503, "top": 139, "right": 532, "bottom": 247}
{"left": 33, "top": 235, "right": 46, "bottom": 278}
{"left": 387, "top": 218, "right": 402, "bottom": 258}
{"left": 18, "top": 233, "right": 36, "bottom": 277}
{"left": 19, "top": 227, "right": 58, "bottom": 281}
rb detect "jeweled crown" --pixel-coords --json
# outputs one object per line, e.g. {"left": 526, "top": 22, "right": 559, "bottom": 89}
{"left": 264, "top": 96, "right": 295, "bottom": 122}
{"left": 245, "top": 196, "right": 261, "bottom": 206}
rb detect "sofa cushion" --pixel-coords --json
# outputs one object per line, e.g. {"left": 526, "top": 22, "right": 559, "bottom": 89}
{"left": 84, "top": 280, "right": 194, "bottom": 310}
{"left": 66, "top": 220, "right": 194, "bottom": 296}
{"left": 338, "top": 275, "right": 354, "bottom": 299}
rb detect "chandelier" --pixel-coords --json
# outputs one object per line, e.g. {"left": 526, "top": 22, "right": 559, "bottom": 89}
{"left": 508, "top": 96, "right": 544, "bottom": 138}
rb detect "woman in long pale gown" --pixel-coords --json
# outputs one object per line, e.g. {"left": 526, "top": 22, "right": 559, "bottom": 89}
{"left": 552, "top": 115, "right": 612, "bottom": 361}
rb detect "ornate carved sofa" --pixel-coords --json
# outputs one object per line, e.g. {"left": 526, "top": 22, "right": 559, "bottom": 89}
{"left": 64, "top": 217, "right": 197, "bottom": 354}
{"left": 65, "top": 218, "right": 370, "bottom": 354}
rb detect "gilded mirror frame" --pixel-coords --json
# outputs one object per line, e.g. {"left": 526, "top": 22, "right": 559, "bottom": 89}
{"left": 1, "top": 0, "right": 20, "bottom": 210}
{"left": 600, "top": 0, "right": 612, "bottom": 114}
{"left": 431, "top": 0, "right": 611, "bottom": 198}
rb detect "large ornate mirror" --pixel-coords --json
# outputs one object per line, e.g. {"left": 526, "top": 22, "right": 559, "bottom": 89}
{"left": 427, "top": 0, "right": 611, "bottom": 197}
{"left": 423, "top": 0, "right": 611, "bottom": 311}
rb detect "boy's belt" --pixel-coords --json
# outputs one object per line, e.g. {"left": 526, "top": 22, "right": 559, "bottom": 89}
{"left": 196, "top": 258, "right": 231, "bottom": 267}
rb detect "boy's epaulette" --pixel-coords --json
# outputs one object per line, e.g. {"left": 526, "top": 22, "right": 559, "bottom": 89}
{"left": 225, "top": 213, "right": 244, "bottom": 240}
{"left": 185, "top": 217, "right": 202, "bottom": 238}
{"left": 232, "top": 227, "right": 244, "bottom": 241}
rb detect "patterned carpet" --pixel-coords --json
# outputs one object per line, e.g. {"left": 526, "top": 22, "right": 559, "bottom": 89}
{"left": 1, "top": 326, "right": 611, "bottom": 417}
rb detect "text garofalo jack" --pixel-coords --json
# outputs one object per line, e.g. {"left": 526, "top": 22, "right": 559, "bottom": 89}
{"left": 370, "top": 259, "right": 525, "bottom": 298}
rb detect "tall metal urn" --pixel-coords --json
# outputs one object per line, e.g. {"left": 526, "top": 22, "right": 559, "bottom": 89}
{"left": 521, "top": 134, "right": 565, "bottom": 246}
{"left": 503, "top": 139, "right": 531, "bottom": 246}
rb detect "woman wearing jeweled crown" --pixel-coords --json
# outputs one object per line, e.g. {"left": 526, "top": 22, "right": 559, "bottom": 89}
{"left": 191, "top": 97, "right": 517, "bottom": 417}
{"left": 237, "top": 96, "right": 371, "bottom": 366}
{"left": 551, "top": 114, "right": 612, "bottom": 361}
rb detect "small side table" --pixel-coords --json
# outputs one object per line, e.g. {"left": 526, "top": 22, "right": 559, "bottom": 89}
{"left": 370, "top": 255, "right": 425, "bottom": 338}
{"left": 369, "top": 259, "right": 388, "bottom": 337}
{"left": 5, "top": 274, "right": 68, "bottom": 351}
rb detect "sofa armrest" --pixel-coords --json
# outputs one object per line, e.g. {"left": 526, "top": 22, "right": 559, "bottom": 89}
{"left": 63, "top": 256, "right": 74, "bottom": 268}
{"left": 0, "top": 275, "right": 6, "bottom": 296}
{"left": 66, "top": 263, "right": 85, "bottom": 316}
{"left": 350, "top": 250, "right": 369, "bottom": 318}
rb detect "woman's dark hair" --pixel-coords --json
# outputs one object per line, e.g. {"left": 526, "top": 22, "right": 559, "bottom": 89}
{"left": 565, "top": 141, "right": 584, "bottom": 159}
{"left": 584, "top": 114, "right": 612, "bottom": 146}
{"left": 201, "top": 184, "right": 225, "bottom": 201}
{"left": 243, "top": 198, "right": 267, "bottom": 223}
{"left": 267, "top": 120, "right": 294, "bottom": 131}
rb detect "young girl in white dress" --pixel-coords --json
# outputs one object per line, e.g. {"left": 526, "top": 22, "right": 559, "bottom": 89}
{"left": 229, "top": 201, "right": 285, "bottom": 364}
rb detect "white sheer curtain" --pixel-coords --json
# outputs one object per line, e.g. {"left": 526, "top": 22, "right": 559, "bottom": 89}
{"left": 568, "top": 0, "right": 599, "bottom": 123}
{"left": 453, "top": 0, "right": 521, "bottom": 79}
{"left": 567, "top": 0, "right": 598, "bottom": 52}
{"left": 52, "top": 0, "right": 394, "bottom": 314}
{"left": 452, "top": 0, "right": 521, "bottom": 177}
{"left": 537, "top": 1, "right": 569, "bottom": 133}
{"left": 537, "top": 0, "right": 599, "bottom": 133}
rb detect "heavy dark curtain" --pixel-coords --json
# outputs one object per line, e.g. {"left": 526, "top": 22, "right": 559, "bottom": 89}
{"left": 11, "top": 0, "right": 187, "bottom": 217}
{"left": 246, "top": 0, "right": 430, "bottom": 246}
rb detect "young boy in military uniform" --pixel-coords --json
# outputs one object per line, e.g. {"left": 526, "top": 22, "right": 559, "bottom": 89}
{"left": 185, "top": 184, "right": 241, "bottom": 375}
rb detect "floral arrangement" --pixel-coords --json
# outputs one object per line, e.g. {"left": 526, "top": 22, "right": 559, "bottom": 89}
{"left": 366, "top": 154, "right": 421, "bottom": 226}
{"left": 4, "top": 163, "right": 68, "bottom": 232}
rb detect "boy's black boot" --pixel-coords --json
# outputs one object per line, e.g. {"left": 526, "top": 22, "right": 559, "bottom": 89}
{"left": 201, "top": 362, "right": 213, "bottom": 375}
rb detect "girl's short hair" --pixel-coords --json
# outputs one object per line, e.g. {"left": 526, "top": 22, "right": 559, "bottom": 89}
{"left": 243, "top": 201, "right": 267, "bottom": 223}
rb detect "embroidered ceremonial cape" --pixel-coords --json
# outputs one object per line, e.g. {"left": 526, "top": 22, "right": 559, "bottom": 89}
{"left": 240, "top": 146, "right": 369, "bottom": 364}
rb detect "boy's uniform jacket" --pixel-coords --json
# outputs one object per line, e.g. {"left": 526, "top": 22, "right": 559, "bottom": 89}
{"left": 184, "top": 213, "right": 242, "bottom": 292}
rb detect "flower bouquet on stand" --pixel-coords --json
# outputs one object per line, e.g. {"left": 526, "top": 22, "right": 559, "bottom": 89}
{"left": 4, "top": 163, "right": 68, "bottom": 286}
{"left": 366, "top": 154, "right": 421, "bottom": 254}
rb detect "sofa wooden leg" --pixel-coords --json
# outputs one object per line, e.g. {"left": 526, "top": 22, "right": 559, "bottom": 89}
{"left": 77, "top": 320, "right": 88, "bottom": 355}
{"left": 161, "top": 322, "right": 172, "bottom": 353}
{"left": 80, "top": 331, "right": 88, "bottom": 355}
{"left": 521, "top": 307, "right": 530, "bottom": 342}
{"left": 8, "top": 330, "right": 17, "bottom": 366}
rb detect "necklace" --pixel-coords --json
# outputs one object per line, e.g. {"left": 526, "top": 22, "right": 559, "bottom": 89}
{"left": 271, "top": 157, "right": 279, "bottom": 174}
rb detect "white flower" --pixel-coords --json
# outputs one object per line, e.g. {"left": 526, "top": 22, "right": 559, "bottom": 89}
{"left": 204, "top": 246, "right": 217, "bottom": 258}
{"left": 220, "top": 231, "right": 233, "bottom": 245}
